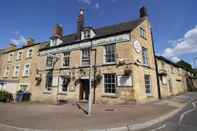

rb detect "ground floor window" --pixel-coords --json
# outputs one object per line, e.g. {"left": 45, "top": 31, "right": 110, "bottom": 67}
{"left": 20, "top": 84, "right": 28, "bottom": 91}
{"left": 144, "top": 74, "right": 152, "bottom": 95}
{"left": 104, "top": 74, "right": 116, "bottom": 94}
{"left": 46, "top": 70, "right": 53, "bottom": 90}
{"left": 60, "top": 76, "right": 70, "bottom": 92}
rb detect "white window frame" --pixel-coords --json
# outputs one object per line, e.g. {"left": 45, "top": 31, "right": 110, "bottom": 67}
{"left": 140, "top": 27, "right": 146, "bottom": 39}
{"left": 23, "top": 64, "right": 30, "bottom": 77}
{"left": 142, "top": 47, "right": 149, "bottom": 66}
{"left": 13, "top": 65, "right": 20, "bottom": 77}
{"left": 103, "top": 44, "right": 116, "bottom": 64}
{"left": 63, "top": 52, "right": 70, "bottom": 67}
{"left": 16, "top": 51, "right": 22, "bottom": 60}
{"left": 8, "top": 53, "right": 13, "bottom": 62}
{"left": 46, "top": 56, "right": 54, "bottom": 68}
{"left": 4, "top": 67, "right": 9, "bottom": 77}
{"left": 144, "top": 74, "right": 152, "bottom": 96}
{"left": 81, "top": 48, "right": 90, "bottom": 66}
{"left": 103, "top": 74, "right": 117, "bottom": 95}
{"left": 26, "top": 48, "right": 33, "bottom": 58}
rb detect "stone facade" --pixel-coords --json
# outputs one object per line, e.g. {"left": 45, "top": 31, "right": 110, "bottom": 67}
{"left": 156, "top": 56, "right": 191, "bottom": 98}
{"left": 0, "top": 7, "right": 194, "bottom": 104}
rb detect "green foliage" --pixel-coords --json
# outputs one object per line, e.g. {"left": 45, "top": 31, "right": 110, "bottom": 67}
{"left": 176, "top": 60, "right": 192, "bottom": 72}
{"left": 0, "top": 90, "right": 13, "bottom": 103}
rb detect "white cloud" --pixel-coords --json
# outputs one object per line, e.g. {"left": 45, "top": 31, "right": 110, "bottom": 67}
{"left": 10, "top": 33, "right": 27, "bottom": 46}
{"left": 95, "top": 3, "right": 100, "bottom": 9}
{"left": 162, "top": 25, "right": 197, "bottom": 61}
{"left": 78, "top": 0, "right": 91, "bottom": 5}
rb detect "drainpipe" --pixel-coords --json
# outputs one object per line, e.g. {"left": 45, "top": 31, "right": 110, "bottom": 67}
{"left": 151, "top": 28, "right": 162, "bottom": 100}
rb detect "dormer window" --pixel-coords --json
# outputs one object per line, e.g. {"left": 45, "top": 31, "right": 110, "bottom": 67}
{"left": 84, "top": 30, "right": 90, "bottom": 39}
{"left": 81, "top": 28, "right": 96, "bottom": 40}
{"left": 50, "top": 38, "right": 63, "bottom": 47}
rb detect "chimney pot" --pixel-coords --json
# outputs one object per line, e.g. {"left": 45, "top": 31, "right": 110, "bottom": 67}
{"left": 53, "top": 24, "right": 64, "bottom": 38}
{"left": 140, "top": 6, "right": 148, "bottom": 18}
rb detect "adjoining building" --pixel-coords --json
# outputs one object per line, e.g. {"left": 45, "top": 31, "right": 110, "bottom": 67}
{"left": 0, "top": 39, "right": 48, "bottom": 98}
{"left": 0, "top": 7, "right": 194, "bottom": 104}
{"left": 156, "top": 56, "right": 190, "bottom": 98}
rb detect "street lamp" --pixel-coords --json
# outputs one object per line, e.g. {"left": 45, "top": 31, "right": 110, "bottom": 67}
{"left": 88, "top": 40, "right": 93, "bottom": 116}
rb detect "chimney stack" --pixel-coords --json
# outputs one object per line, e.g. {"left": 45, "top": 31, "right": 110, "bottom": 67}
{"left": 140, "top": 6, "right": 148, "bottom": 18}
{"left": 8, "top": 43, "right": 17, "bottom": 51}
{"left": 53, "top": 24, "right": 64, "bottom": 38}
{"left": 77, "top": 9, "right": 85, "bottom": 33}
{"left": 26, "top": 37, "right": 34, "bottom": 46}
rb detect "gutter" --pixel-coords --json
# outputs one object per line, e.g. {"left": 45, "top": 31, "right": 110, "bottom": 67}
{"left": 151, "top": 28, "right": 162, "bottom": 100}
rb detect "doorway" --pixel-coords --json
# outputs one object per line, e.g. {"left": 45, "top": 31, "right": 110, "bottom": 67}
{"left": 79, "top": 79, "right": 90, "bottom": 101}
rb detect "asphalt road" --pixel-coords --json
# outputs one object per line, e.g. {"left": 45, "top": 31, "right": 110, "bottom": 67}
{"left": 139, "top": 98, "right": 197, "bottom": 131}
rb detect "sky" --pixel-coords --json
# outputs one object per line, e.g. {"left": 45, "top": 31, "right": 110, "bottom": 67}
{"left": 0, "top": 0, "right": 197, "bottom": 67}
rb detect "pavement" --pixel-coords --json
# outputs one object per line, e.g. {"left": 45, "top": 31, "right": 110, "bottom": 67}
{"left": 139, "top": 92, "right": 197, "bottom": 131}
{"left": 0, "top": 92, "right": 196, "bottom": 131}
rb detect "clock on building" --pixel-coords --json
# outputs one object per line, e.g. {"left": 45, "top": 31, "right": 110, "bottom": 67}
{"left": 133, "top": 40, "right": 142, "bottom": 53}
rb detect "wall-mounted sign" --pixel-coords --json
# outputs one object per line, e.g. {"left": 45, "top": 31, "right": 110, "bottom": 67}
{"left": 41, "top": 34, "right": 130, "bottom": 56}
{"left": 133, "top": 40, "right": 142, "bottom": 53}
{"left": 52, "top": 76, "right": 59, "bottom": 87}
{"left": 117, "top": 75, "right": 132, "bottom": 87}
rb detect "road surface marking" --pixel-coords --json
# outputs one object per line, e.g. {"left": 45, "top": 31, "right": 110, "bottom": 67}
{"left": 179, "top": 101, "right": 197, "bottom": 126}
{"left": 150, "top": 124, "right": 166, "bottom": 131}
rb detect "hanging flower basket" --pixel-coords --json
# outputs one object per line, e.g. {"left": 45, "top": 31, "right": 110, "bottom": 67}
{"left": 124, "top": 69, "right": 132, "bottom": 76}
{"left": 95, "top": 74, "right": 102, "bottom": 85}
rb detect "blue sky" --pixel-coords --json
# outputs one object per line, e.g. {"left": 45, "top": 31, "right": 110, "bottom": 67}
{"left": 0, "top": 0, "right": 197, "bottom": 67}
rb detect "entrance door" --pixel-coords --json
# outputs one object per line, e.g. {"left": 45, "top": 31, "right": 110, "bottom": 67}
{"left": 168, "top": 78, "right": 173, "bottom": 93}
{"left": 79, "top": 79, "right": 90, "bottom": 101}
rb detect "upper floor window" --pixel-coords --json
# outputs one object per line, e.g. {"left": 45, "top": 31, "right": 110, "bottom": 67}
{"left": 84, "top": 31, "right": 90, "bottom": 39}
{"left": 140, "top": 27, "right": 146, "bottom": 39}
{"left": 63, "top": 52, "right": 70, "bottom": 67}
{"left": 23, "top": 64, "right": 30, "bottom": 77}
{"left": 171, "top": 66, "right": 174, "bottom": 74}
{"left": 104, "top": 74, "right": 116, "bottom": 94}
{"left": 26, "top": 49, "right": 33, "bottom": 58}
{"left": 161, "top": 62, "right": 165, "bottom": 69}
{"left": 16, "top": 51, "right": 22, "bottom": 60}
{"left": 3, "top": 67, "right": 9, "bottom": 77}
{"left": 142, "top": 47, "right": 149, "bottom": 66}
{"left": 104, "top": 44, "right": 116, "bottom": 64}
{"left": 81, "top": 48, "right": 90, "bottom": 66}
{"left": 46, "top": 56, "right": 53, "bottom": 68}
{"left": 13, "top": 65, "right": 20, "bottom": 77}
{"left": 8, "top": 53, "right": 13, "bottom": 62}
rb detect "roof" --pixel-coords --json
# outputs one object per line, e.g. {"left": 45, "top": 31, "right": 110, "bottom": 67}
{"left": 156, "top": 56, "right": 180, "bottom": 68}
{"left": 2, "top": 41, "right": 49, "bottom": 54}
{"left": 40, "top": 17, "right": 145, "bottom": 51}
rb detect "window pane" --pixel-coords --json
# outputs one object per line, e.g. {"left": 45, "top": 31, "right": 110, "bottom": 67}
{"left": 104, "top": 74, "right": 116, "bottom": 94}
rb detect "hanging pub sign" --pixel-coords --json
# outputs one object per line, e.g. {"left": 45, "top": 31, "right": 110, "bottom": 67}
{"left": 117, "top": 75, "right": 132, "bottom": 87}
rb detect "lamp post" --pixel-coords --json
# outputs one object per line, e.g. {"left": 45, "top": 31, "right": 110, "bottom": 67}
{"left": 88, "top": 40, "right": 93, "bottom": 116}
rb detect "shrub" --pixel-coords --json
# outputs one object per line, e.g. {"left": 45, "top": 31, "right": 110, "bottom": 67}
{"left": 0, "top": 90, "right": 13, "bottom": 103}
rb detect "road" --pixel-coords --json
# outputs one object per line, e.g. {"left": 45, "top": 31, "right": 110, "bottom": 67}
{"left": 140, "top": 96, "right": 197, "bottom": 131}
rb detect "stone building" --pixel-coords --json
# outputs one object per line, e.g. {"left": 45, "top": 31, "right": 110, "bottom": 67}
{"left": 0, "top": 7, "right": 193, "bottom": 104}
{"left": 156, "top": 56, "right": 191, "bottom": 98}
{"left": 34, "top": 7, "right": 159, "bottom": 104}
{"left": 0, "top": 39, "right": 47, "bottom": 98}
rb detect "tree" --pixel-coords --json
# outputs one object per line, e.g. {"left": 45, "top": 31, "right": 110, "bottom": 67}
{"left": 176, "top": 60, "right": 192, "bottom": 72}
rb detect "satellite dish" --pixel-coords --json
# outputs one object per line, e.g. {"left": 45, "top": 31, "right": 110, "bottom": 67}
{"left": 133, "top": 40, "right": 142, "bottom": 53}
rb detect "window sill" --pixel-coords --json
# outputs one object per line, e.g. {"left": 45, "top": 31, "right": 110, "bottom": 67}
{"left": 43, "top": 91, "right": 52, "bottom": 94}
{"left": 102, "top": 62, "right": 117, "bottom": 66}
{"left": 22, "top": 76, "right": 29, "bottom": 78}
{"left": 26, "top": 57, "right": 32, "bottom": 60}
{"left": 58, "top": 92, "right": 67, "bottom": 95}
{"left": 101, "top": 94, "right": 118, "bottom": 98}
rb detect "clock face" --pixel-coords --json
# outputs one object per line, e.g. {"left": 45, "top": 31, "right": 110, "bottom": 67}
{"left": 133, "top": 40, "right": 142, "bottom": 53}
